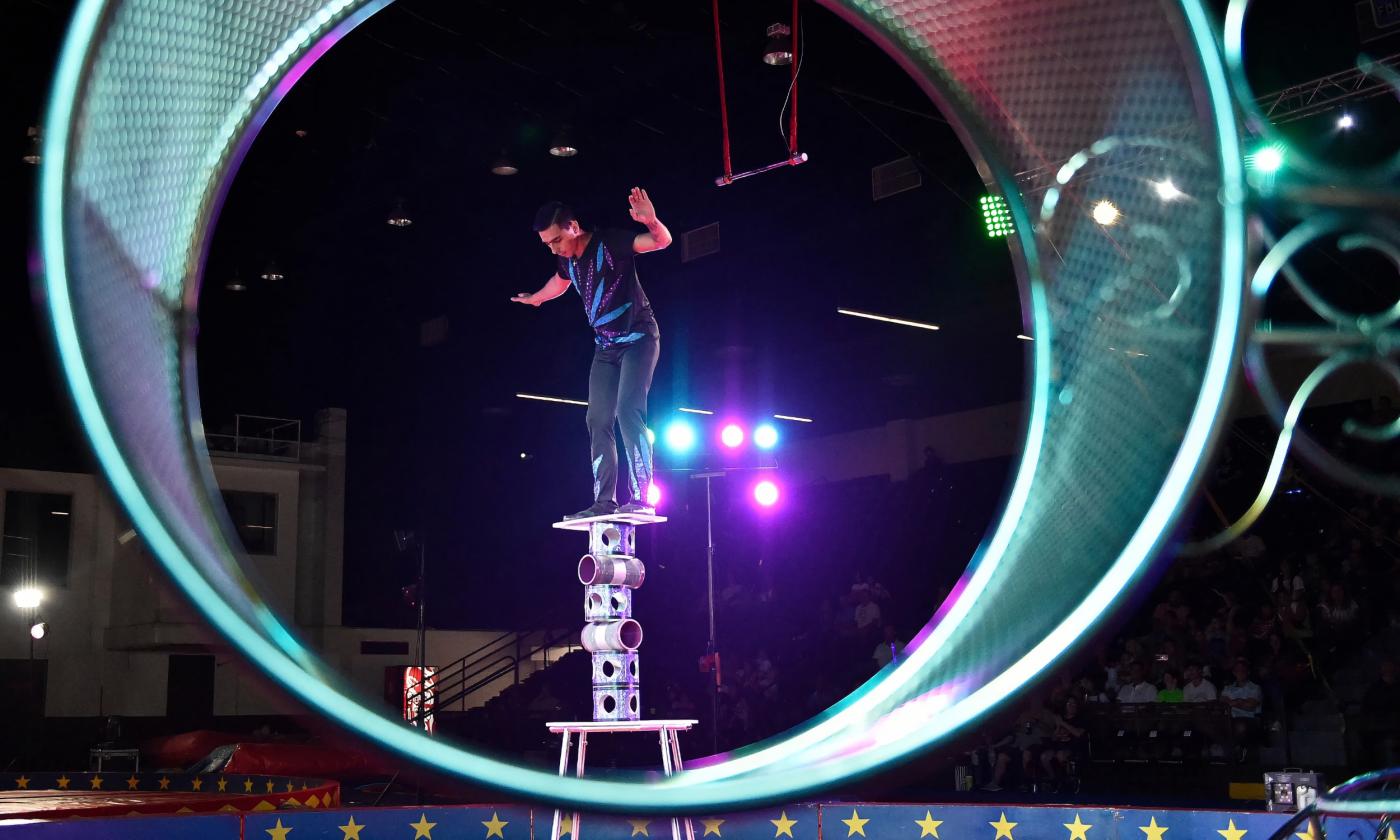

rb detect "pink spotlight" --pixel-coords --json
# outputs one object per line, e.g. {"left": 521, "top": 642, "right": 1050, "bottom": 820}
{"left": 753, "top": 480, "right": 780, "bottom": 507}
{"left": 646, "top": 482, "right": 662, "bottom": 508}
{"left": 720, "top": 424, "right": 745, "bottom": 448}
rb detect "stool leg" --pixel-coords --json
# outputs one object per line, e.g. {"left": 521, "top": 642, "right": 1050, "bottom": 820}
{"left": 667, "top": 731, "right": 695, "bottom": 840}
{"left": 658, "top": 730, "right": 683, "bottom": 840}
{"left": 552, "top": 732, "right": 573, "bottom": 840}
{"left": 574, "top": 733, "right": 588, "bottom": 840}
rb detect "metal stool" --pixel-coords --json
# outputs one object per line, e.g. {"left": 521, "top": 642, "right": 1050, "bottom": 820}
{"left": 547, "top": 719, "right": 698, "bottom": 840}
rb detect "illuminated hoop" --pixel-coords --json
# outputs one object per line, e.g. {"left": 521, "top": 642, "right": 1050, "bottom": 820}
{"left": 37, "top": 0, "right": 1245, "bottom": 812}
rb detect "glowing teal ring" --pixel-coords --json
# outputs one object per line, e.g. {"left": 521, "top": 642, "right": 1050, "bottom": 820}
{"left": 38, "top": 0, "right": 1246, "bottom": 811}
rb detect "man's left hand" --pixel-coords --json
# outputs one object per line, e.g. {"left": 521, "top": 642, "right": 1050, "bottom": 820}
{"left": 628, "top": 187, "right": 656, "bottom": 225}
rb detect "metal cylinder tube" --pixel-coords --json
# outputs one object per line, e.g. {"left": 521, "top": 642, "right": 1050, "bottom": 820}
{"left": 581, "top": 619, "right": 643, "bottom": 652}
{"left": 578, "top": 554, "right": 646, "bottom": 588}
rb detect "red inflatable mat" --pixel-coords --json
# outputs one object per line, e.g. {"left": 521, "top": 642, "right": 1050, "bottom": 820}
{"left": 0, "top": 773, "right": 338, "bottom": 820}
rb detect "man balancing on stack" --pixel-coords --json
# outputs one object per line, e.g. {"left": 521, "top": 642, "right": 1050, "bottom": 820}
{"left": 511, "top": 188, "right": 672, "bottom": 521}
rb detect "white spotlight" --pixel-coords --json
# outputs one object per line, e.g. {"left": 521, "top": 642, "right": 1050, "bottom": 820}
{"left": 1151, "top": 178, "right": 1185, "bottom": 201}
{"left": 1091, "top": 200, "right": 1121, "bottom": 226}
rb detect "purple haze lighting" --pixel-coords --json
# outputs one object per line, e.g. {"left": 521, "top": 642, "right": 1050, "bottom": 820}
{"left": 647, "top": 482, "right": 662, "bottom": 507}
{"left": 721, "top": 423, "right": 745, "bottom": 448}
{"left": 753, "top": 480, "right": 780, "bottom": 507}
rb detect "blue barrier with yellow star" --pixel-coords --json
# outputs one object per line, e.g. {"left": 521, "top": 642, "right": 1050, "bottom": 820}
{"left": 0, "top": 799, "right": 1392, "bottom": 839}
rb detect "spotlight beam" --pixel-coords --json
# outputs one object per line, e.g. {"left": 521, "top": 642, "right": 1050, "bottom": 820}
{"left": 516, "top": 393, "right": 588, "bottom": 407}
{"left": 837, "top": 308, "right": 940, "bottom": 331}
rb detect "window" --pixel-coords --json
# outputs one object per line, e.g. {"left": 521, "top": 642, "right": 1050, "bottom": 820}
{"left": 221, "top": 491, "right": 277, "bottom": 555}
{"left": 1, "top": 492, "right": 72, "bottom": 588}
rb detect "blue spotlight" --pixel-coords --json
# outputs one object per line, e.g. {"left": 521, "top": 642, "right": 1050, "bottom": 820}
{"left": 753, "top": 423, "right": 779, "bottom": 450}
{"left": 663, "top": 419, "right": 697, "bottom": 454}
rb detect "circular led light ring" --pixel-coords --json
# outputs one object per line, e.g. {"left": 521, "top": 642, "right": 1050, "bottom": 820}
{"left": 39, "top": 0, "right": 1246, "bottom": 812}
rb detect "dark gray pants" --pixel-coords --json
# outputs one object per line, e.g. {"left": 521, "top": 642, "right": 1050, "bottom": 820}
{"left": 586, "top": 334, "right": 659, "bottom": 505}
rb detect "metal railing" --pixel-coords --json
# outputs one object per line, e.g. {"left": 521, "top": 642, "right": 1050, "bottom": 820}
{"left": 205, "top": 414, "right": 302, "bottom": 461}
{"left": 406, "top": 628, "right": 580, "bottom": 727}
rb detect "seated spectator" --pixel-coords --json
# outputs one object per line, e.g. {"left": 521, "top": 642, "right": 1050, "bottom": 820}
{"left": 1076, "top": 674, "right": 1110, "bottom": 704}
{"left": 1117, "top": 662, "right": 1158, "bottom": 704}
{"left": 1182, "top": 662, "right": 1218, "bottom": 702}
{"left": 852, "top": 585, "right": 883, "bottom": 638}
{"left": 1220, "top": 659, "right": 1263, "bottom": 761}
{"left": 1040, "top": 696, "right": 1088, "bottom": 790}
{"left": 1270, "top": 559, "right": 1306, "bottom": 601}
{"left": 983, "top": 699, "right": 1054, "bottom": 791}
{"left": 1157, "top": 670, "right": 1184, "bottom": 703}
{"left": 871, "top": 624, "right": 904, "bottom": 670}
{"left": 1318, "top": 583, "right": 1362, "bottom": 641}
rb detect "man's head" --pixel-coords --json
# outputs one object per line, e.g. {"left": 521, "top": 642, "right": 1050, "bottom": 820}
{"left": 534, "top": 201, "right": 585, "bottom": 257}
{"left": 1232, "top": 658, "right": 1251, "bottom": 684}
{"left": 1185, "top": 662, "right": 1203, "bottom": 684}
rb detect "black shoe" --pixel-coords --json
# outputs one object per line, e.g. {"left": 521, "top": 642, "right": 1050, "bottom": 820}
{"left": 617, "top": 502, "right": 655, "bottom": 516}
{"left": 563, "top": 501, "right": 618, "bottom": 521}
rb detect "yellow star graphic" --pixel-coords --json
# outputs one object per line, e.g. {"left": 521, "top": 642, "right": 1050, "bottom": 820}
{"left": 192, "top": 777, "right": 203, "bottom": 791}
{"left": 702, "top": 818, "right": 726, "bottom": 837}
{"left": 914, "top": 810, "right": 942, "bottom": 838}
{"left": 56, "top": 775, "right": 70, "bottom": 790}
{"left": 1386, "top": 828, "right": 1398, "bottom": 840}
{"left": 1064, "top": 814, "right": 1092, "bottom": 840}
{"left": 1217, "top": 819, "right": 1246, "bottom": 840}
{"left": 1294, "top": 824, "right": 1319, "bottom": 840}
{"left": 483, "top": 811, "right": 509, "bottom": 838}
{"left": 771, "top": 811, "right": 798, "bottom": 839}
{"left": 244, "top": 779, "right": 255, "bottom": 792}
{"left": 286, "top": 782, "right": 295, "bottom": 792}
{"left": 340, "top": 815, "right": 365, "bottom": 840}
{"left": 266, "top": 817, "right": 293, "bottom": 840}
{"left": 990, "top": 812, "right": 1017, "bottom": 840}
{"left": 842, "top": 809, "right": 870, "bottom": 837}
{"left": 90, "top": 775, "right": 104, "bottom": 790}
{"left": 559, "top": 815, "right": 574, "bottom": 837}
{"left": 629, "top": 819, "right": 651, "bottom": 836}
{"left": 265, "top": 780, "right": 276, "bottom": 793}
{"left": 15, "top": 776, "right": 29, "bottom": 790}
{"left": 126, "top": 775, "right": 140, "bottom": 790}
{"left": 411, "top": 813, "right": 437, "bottom": 839}
{"left": 159, "top": 777, "right": 172, "bottom": 790}
{"left": 217, "top": 778, "right": 228, "bottom": 792}
{"left": 1140, "top": 817, "right": 1169, "bottom": 840}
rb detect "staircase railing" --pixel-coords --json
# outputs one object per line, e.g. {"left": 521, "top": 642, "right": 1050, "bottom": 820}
{"left": 406, "top": 628, "right": 579, "bottom": 727}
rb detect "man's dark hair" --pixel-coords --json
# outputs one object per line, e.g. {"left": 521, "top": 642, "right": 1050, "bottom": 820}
{"left": 533, "top": 201, "right": 576, "bottom": 232}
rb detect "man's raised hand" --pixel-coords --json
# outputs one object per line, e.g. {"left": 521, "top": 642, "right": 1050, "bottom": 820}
{"left": 628, "top": 187, "right": 656, "bottom": 225}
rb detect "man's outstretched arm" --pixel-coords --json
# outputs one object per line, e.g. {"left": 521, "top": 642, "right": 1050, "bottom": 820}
{"left": 511, "top": 274, "right": 571, "bottom": 306}
{"left": 628, "top": 186, "right": 672, "bottom": 253}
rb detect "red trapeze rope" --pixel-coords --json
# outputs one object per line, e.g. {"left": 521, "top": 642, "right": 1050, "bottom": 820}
{"left": 788, "top": 0, "right": 799, "bottom": 157}
{"left": 712, "top": 0, "right": 735, "bottom": 185}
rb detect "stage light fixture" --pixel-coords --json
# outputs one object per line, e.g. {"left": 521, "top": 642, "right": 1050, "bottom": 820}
{"left": 13, "top": 588, "right": 42, "bottom": 610}
{"left": 720, "top": 424, "right": 745, "bottom": 448}
{"left": 386, "top": 198, "right": 413, "bottom": 227}
{"left": 1248, "top": 144, "right": 1285, "bottom": 174}
{"left": 646, "top": 482, "right": 662, "bottom": 507}
{"left": 225, "top": 272, "right": 247, "bottom": 292}
{"left": 259, "top": 260, "right": 284, "bottom": 281}
{"left": 753, "top": 423, "right": 779, "bottom": 449}
{"left": 762, "top": 23, "right": 793, "bottom": 65}
{"left": 30, "top": 621, "right": 47, "bottom": 640}
{"left": 753, "top": 480, "right": 780, "bottom": 507}
{"left": 663, "top": 419, "right": 697, "bottom": 454}
{"left": 1091, "top": 199, "right": 1121, "bottom": 226}
{"left": 549, "top": 127, "right": 578, "bottom": 157}
{"left": 23, "top": 126, "right": 42, "bottom": 165}
{"left": 979, "top": 193, "right": 1013, "bottom": 238}
{"left": 1337, "top": 113, "right": 1354, "bottom": 130}
{"left": 491, "top": 152, "right": 519, "bottom": 175}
